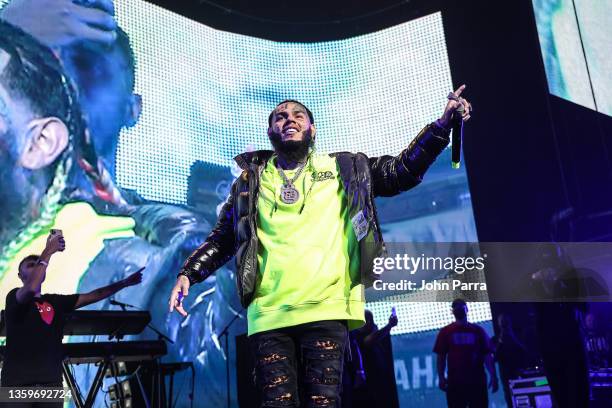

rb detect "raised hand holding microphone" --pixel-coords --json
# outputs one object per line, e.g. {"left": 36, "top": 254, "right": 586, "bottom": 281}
{"left": 450, "top": 100, "right": 465, "bottom": 169}
{"left": 435, "top": 84, "right": 472, "bottom": 168}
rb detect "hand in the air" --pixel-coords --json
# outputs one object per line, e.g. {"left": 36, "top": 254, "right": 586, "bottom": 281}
{"left": 168, "top": 275, "right": 190, "bottom": 317}
{"left": 122, "top": 268, "right": 144, "bottom": 287}
{"left": 46, "top": 231, "right": 66, "bottom": 254}
{"left": 388, "top": 314, "right": 398, "bottom": 328}
{"left": 438, "top": 84, "right": 472, "bottom": 129}
{"left": 1, "top": 0, "right": 117, "bottom": 48}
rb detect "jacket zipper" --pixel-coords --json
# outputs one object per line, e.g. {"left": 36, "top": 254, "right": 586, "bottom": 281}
{"left": 243, "top": 164, "right": 265, "bottom": 281}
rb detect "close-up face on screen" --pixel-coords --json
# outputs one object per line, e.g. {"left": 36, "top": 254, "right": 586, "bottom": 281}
{"left": 0, "top": 0, "right": 610, "bottom": 407}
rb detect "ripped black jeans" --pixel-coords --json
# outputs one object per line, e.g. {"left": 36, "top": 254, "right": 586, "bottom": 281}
{"left": 249, "top": 320, "right": 348, "bottom": 408}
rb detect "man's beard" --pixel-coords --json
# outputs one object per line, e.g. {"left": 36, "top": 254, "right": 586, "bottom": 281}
{"left": 0, "top": 139, "right": 35, "bottom": 247}
{"left": 269, "top": 128, "right": 313, "bottom": 163}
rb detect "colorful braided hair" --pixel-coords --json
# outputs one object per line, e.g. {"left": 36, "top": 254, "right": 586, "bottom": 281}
{"left": 0, "top": 20, "right": 87, "bottom": 279}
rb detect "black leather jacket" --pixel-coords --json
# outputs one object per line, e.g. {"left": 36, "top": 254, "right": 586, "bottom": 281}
{"left": 179, "top": 123, "right": 450, "bottom": 307}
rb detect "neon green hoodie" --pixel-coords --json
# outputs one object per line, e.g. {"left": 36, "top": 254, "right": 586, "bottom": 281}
{"left": 247, "top": 154, "right": 365, "bottom": 336}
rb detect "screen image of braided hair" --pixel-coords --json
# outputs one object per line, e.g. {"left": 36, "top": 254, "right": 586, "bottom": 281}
{"left": 0, "top": 20, "right": 87, "bottom": 279}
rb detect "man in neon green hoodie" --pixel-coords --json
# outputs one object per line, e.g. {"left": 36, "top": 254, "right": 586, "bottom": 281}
{"left": 170, "top": 93, "right": 471, "bottom": 407}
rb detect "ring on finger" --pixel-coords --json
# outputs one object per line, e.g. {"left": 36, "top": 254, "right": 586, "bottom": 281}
{"left": 447, "top": 92, "right": 461, "bottom": 102}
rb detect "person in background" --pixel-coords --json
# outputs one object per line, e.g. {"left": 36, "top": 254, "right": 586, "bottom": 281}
{"left": 351, "top": 309, "right": 400, "bottom": 408}
{"left": 341, "top": 331, "right": 366, "bottom": 408}
{"left": 491, "top": 313, "right": 527, "bottom": 408}
{"left": 434, "top": 299, "right": 498, "bottom": 408}
{"left": 1, "top": 230, "right": 142, "bottom": 406}
{"left": 531, "top": 245, "right": 590, "bottom": 408}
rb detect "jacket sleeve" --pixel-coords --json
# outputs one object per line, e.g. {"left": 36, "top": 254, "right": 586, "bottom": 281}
{"left": 368, "top": 122, "right": 450, "bottom": 197}
{"left": 178, "top": 180, "right": 238, "bottom": 285}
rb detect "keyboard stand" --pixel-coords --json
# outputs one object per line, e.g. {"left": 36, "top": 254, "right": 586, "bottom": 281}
{"left": 62, "top": 358, "right": 110, "bottom": 408}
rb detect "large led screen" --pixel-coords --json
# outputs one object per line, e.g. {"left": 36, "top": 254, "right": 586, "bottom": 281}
{"left": 0, "top": 0, "right": 495, "bottom": 406}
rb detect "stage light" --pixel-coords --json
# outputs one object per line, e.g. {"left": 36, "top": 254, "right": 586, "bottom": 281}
{"left": 121, "top": 380, "right": 132, "bottom": 398}
{"left": 109, "top": 379, "right": 131, "bottom": 401}
{"left": 104, "top": 361, "right": 128, "bottom": 378}
{"left": 109, "top": 383, "right": 120, "bottom": 401}
{"left": 110, "top": 399, "right": 132, "bottom": 408}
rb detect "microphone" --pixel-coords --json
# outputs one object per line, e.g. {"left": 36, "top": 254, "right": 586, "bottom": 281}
{"left": 109, "top": 299, "right": 136, "bottom": 309}
{"left": 451, "top": 104, "right": 465, "bottom": 169}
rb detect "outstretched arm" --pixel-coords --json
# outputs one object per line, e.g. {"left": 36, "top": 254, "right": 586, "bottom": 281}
{"left": 369, "top": 85, "right": 472, "bottom": 197}
{"left": 363, "top": 313, "right": 398, "bottom": 347}
{"left": 75, "top": 268, "right": 143, "bottom": 309}
{"left": 169, "top": 177, "right": 239, "bottom": 316}
{"left": 368, "top": 123, "right": 450, "bottom": 197}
